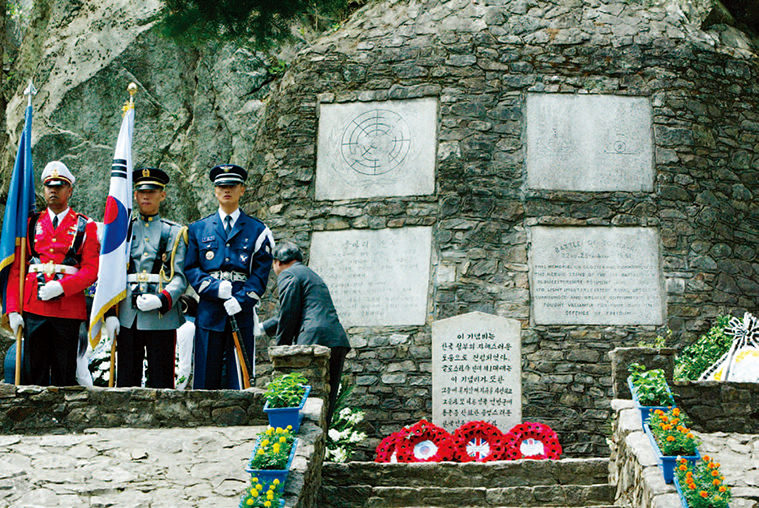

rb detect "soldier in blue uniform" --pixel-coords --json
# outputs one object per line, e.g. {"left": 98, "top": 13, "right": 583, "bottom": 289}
{"left": 185, "top": 164, "right": 274, "bottom": 389}
{"left": 105, "top": 168, "right": 188, "bottom": 388}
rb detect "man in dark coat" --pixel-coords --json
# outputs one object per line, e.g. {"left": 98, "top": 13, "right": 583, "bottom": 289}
{"left": 262, "top": 242, "right": 351, "bottom": 425}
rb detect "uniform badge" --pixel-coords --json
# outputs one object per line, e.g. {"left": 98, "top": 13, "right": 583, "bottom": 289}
{"left": 35, "top": 223, "right": 43, "bottom": 236}
{"left": 142, "top": 168, "right": 150, "bottom": 177}
{"left": 240, "top": 254, "right": 249, "bottom": 263}
{"left": 206, "top": 251, "right": 215, "bottom": 260}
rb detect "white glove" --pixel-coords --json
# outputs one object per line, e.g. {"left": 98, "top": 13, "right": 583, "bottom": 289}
{"left": 218, "top": 280, "right": 233, "bottom": 300}
{"left": 105, "top": 316, "right": 121, "bottom": 338}
{"left": 38, "top": 280, "right": 64, "bottom": 301}
{"left": 9, "top": 312, "right": 24, "bottom": 335}
{"left": 224, "top": 297, "right": 242, "bottom": 316}
{"left": 136, "top": 294, "right": 163, "bottom": 312}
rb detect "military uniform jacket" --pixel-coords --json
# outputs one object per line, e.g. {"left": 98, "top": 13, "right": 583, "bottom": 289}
{"left": 117, "top": 215, "right": 188, "bottom": 330}
{"left": 6, "top": 209, "right": 100, "bottom": 320}
{"left": 262, "top": 262, "right": 350, "bottom": 349}
{"left": 185, "top": 211, "right": 274, "bottom": 332}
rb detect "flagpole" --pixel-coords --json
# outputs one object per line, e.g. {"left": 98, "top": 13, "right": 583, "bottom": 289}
{"left": 107, "top": 82, "right": 137, "bottom": 388}
{"left": 15, "top": 81, "right": 37, "bottom": 386}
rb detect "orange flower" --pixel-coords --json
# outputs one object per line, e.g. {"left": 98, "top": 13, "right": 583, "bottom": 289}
{"left": 711, "top": 470, "right": 720, "bottom": 477}
{"left": 686, "top": 433, "right": 694, "bottom": 439}
{"left": 678, "top": 458, "right": 687, "bottom": 464}
{"left": 719, "top": 487, "right": 726, "bottom": 493}
{"left": 679, "top": 464, "right": 687, "bottom": 471}
{"left": 688, "top": 483, "right": 696, "bottom": 490}
{"left": 715, "top": 462, "right": 721, "bottom": 468}
{"left": 703, "top": 455, "right": 711, "bottom": 462}
{"left": 708, "top": 462, "right": 716, "bottom": 469}
{"left": 686, "top": 472, "right": 693, "bottom": 478}
{"left": 713, "top": 479, "right": 721, "bottom": 486}
{"left": 671, "top": 418, "right": 680, "bottom": 425}
{"left": 667, "top": 436, "right": 675, "bottom": 442}
{"left": 672, "top": 408, "right": 681, "bottom": 416}
{"left": 700, "top": 491, "right": 708, "bottom": 498}
{"left": 654, "top": 409, "right": 664, "bottom": 415}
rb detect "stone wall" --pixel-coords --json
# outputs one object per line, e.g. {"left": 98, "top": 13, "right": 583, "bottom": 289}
{"left": 249, "top": 0, "right": 759, "bottom": 458}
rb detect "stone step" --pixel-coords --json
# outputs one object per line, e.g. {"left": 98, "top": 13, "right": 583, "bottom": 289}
{"left": 321, "top": 484, "right": 615, "bottom": 508}
{"left": 322, "top": 459, "right": 610, "bottom": 488}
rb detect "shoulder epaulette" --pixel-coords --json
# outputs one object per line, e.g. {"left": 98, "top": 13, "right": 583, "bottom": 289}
{"left": 160, "top": 217, "right": 183, "bottom": 228}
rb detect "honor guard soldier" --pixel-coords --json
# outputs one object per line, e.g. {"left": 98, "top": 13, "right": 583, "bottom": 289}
{"left": 104, "top": 168, "right": 188, "bottom": 388}
{"left": 185, "top": 164, "right": 274, "bottom": 389}
{"left": 6, "top": 161, "right": 100, "bottom": 386}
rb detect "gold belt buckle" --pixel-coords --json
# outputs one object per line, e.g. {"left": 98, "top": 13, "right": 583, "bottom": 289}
{"left": 43, "top": 261, "right": 56, "bottom": 276}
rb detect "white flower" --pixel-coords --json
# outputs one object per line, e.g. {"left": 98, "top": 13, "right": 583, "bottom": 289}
{"left": 339, "top": 407, "right": 352, "bottom": 419}
{"left": 328, "top": 429, "right": 341, "bottom": 441}
{"left": 348, "top": 432, "right": 366, "bottom": 444}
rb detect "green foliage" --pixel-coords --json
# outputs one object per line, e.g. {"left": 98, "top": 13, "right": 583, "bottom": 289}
{"left": 674, "top": 315, "right": 732, "bottom": 381}
{"left": 159, "top": 0, "right": 354, "bottom": 50}
{"left": 637, "top": 328, "right": 670, "bottom": 349}
{"left": 628, "top": 363, "right": 675, "bottom": 407}
{"left": 240, "top": 477, "right": 283, "bottom": 508}
{"left": 326, "top": 378, "right": 367, "bottom": 462}
{"left": 676, "top": 456, "right": 732, "bottom": 508}
{"left": 264, "top": 372, "right": 307, "bottom": 408}
{"left": 249, "top": 426, "right": 295, "bottom": 470}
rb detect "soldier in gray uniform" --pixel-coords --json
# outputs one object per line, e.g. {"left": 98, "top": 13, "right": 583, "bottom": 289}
{"left": 105, "top": 168, "right": 188, "bottom": 388}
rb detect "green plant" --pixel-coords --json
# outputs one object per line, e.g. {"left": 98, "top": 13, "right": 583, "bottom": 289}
{"left": 264, "top": 372, "right": 308, "bottom": 408}
{"left": 648, "top": 406, "right": 700, "bottom": 456}
{"left": 326, "top": 379, "right": 366, "bottom": 462}
{"left": 675, "top": 315, "right": 732, "bottom": 381}
{"left": 675, "top": 455, "right": 732, "bottom": 508}
{"left": 628, "top": 363, "right": 675, "bottom": 406}
{"left": 637, "top": 328, "right": 670, "bottom": 348}
{"left": 249, "top": 426, "right": 295, "bottom": 470}
{"left": 240, "top": 476, "right": 282, "bottom": 507}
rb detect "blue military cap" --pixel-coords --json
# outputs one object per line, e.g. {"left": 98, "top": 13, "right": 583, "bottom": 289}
{"left": 133, "top": 167, "right": 170, "bottom": 190}
{"left": 209, "top": 164, "right": 247, "bottom": 186}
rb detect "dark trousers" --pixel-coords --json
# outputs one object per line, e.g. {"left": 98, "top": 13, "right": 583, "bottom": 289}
{"left": 23, "top": 313, "right": 80, "bottom": 386}
{"left": 117, "top": 325, "right": 176, "bottom": 388}
{"left": 193, "top": 323, "right": 253, "bottom": 390}
{"left": 327, "top": 346, "right": 350, "bottom": 426}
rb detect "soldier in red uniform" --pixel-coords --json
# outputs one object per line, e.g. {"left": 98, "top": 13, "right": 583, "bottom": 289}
{"left": 6, "top": 161, "right": 100, "bottom": 386}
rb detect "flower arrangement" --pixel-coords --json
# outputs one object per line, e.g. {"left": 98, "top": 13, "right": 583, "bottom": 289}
{"left": 249, "top": 427, "right": 296, "bottom": 470}
{"left": 501, "top": 422, "right": 562, "bottom": 460}
{"left": 648, "top": 407, "right": 700, "bottom": 456}
{"left": 450, "top": 421, "right": 506, "bottom": 462}
{"left": 240, "top": 477, "right": 282, "bottom": 508}
{"left": 264, "top": 373, "right": 308, "bottom": 408}
{"left": 375, "top": 420, "right": 562, "bottom": 463}
{"left": 628, "top": 363, "right": 675, "bottom": 406}
{"left": 326, "top": 407, "right": 367, "bottom": 462}
{"left": 675, "top": 455, "right": 732, "bottom": 508}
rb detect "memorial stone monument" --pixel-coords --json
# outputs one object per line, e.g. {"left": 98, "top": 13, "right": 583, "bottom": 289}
{"left": 432, "top": 312, "right": 522, "bottom": 432}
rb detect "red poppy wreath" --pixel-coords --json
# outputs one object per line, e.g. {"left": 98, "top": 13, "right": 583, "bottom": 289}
{"left": 394, "top": 419, "right": 454, "bottom": 463}
{"left": 501, "top": 422, "right": 562, "bottom": 460}
{"left": 451, "top": 421, "right": 506, "bottom": 462}
{"left": 375, "top": 428, "right": 408, "bottom": 463}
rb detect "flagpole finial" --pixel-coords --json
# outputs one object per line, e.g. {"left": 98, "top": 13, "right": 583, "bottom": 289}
{"left": 128, "top": 83, "right": 137, "bottom": 103}
{"left": 24, "top": 80, "right": 37, "bottom": 107}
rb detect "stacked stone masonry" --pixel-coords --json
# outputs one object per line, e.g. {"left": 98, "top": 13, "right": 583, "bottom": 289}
{"left": 250, "top": 0, "right": 759, "bottom": 458}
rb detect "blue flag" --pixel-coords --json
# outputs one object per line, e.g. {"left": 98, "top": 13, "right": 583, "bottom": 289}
{"left": 0, "top": 105, "right": 36, "bottom": 315}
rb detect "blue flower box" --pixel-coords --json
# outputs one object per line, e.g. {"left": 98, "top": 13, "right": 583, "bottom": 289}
{"left": 263, "top": 385, "right": 311, "bottom": 433}
{"left": 246, "top": 437, "right": 298, "bottom": 489}
{"left": 628, "top": 376, "right": 674, "bottom": 426}
{"left": 643, "top": 423, "right": 700, "bottom": 484}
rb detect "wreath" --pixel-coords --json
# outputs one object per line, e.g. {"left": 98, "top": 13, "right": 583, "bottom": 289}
{"left": 375, "top": 428, "right": 408, "bottom": 463}
{"left": 450, "top": 421, "right": 507, "bottom": 462}
{"left": 501, "top": 422, "right": 562, "bottom": 460}
{"left": 394, "top": 419, "right": 454, "bottom": 463}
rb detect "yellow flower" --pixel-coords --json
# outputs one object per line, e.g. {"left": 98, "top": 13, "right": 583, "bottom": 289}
{"left": 287, "top": 425, "right": 293, "bottom": 430}
{"left": 273, "top": 443, "right": 281, "bottom": 454}
{"left": 276, "top": 427, "right": 284, "bottom": 434}
{"left": 246, "top": 499, "right": 254, "bottom": 505}
{"left": 279, "top": 436, "right": 287, "bottom": 443}
{"left": 264, "top": 502, "right": 272, "bottom": 508}
{"left": 273, "top": 479, "right": 280, "bottom": 485}
{"left": 257, "top": 449, "right": 265, "bottom": 455}
{"left": 252, "top": 477, "right": 259, "bottom": 483}
{"left": 251, "top": 490, "right": 259, "bottom": 498}
{"left": 261, "top": 440, "right": 270, "bottom": 447}
{"left": 257, "top": 483, "right": 264, "bottom": 491}
{"left": 266, "top": 428, "right": 274, "bottom": 435}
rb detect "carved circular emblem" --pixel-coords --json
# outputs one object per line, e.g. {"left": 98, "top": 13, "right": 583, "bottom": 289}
{"left": 206, "top": 251, "right": 214, "bottom": 260}
{"left": 340, "top": 109, "right": 411, "bottom": 176}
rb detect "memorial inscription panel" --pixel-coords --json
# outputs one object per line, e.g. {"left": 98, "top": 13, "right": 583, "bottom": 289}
{"left": 526, "top": 93, "right": 653, "bottom": 192}
{"left": 432, "top": 312, "right": 522, "bottom": 432}
{"left": 315, "top": 98, "right": 437, "bottom": 200}
{"left": 308, "top": 227, "right": 432, "bottom": 327}
{"left": 530, "top": 227, "right": 664, "bottom": 325}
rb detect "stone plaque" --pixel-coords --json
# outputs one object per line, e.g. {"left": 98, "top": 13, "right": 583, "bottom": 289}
{"left": 526, "top": 94, "right": 653, "bottom": 192}
{"left": 530, "top": 227, "right": 664, "bottom": 325}
{"left": 308, "top": 227, "right": 432, "bottom": 327}
{"left": 315, "top": 98, "right": 437, "bottom": 200}
{"left": 432, "top": 312, "right": 522, "bottom": 433}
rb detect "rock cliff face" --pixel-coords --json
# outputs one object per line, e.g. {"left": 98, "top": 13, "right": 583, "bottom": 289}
{"left": 1, "top": 0, "right": 275, "bottom": 224}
